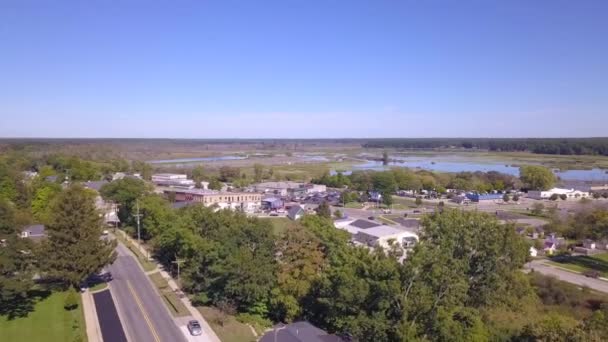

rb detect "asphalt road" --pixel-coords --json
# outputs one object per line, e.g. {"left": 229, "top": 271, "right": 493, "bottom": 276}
{"left": 108, "top": 243, "right": 186, "bottom": 342}
{"left": 93, "top": 289, "right": 128, "bottom": 342}
{"left": 525, "top": 259, "right": 608, "bottom": 293}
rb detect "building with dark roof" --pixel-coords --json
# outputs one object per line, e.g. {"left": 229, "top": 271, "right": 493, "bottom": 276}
{"left": 259, "top": 321, "right": 344, "bottom": 342}
{"left": 287, "top": 205, "right": 305, "bottom": 220}
{"left": 21, "top": 224, "right": 46, "bottom": 240}
{"left": 83, "top": 180, "right": 109, "bottom": 192}
{"left": 349, "top": 219, "right": 381, "bottom": 229}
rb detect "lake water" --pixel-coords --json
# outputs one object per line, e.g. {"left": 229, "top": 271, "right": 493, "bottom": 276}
{"left": 148, "top": 156, "right": 247, "bottom": 164}
{"left": 333, "top": 155, "right": 608, "bottom": 182}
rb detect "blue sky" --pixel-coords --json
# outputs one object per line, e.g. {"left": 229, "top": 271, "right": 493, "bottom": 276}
{"left": 0, "top": 0, "right": 606, "bottom": 138}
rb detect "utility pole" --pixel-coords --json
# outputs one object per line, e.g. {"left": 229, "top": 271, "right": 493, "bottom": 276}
{"left": 133, "top": 199, "right": 142, "bottom": 247}
{"left": 172, "top": 255, "right": 185, "bottom": 283}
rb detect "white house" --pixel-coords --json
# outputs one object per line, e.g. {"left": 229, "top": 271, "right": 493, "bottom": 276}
{"left": 527, "top": 188, "right": 590, "bottom": 200}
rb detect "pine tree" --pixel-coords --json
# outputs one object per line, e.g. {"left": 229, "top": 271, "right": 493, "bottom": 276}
{"left": 42, "top": 185, "right": 116, "bottom": 287}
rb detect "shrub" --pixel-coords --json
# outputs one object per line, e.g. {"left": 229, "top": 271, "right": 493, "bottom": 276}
{"left": 550, "top": 193, "right": 559, "bottom": 201}
{"left": 64, "top": 289, "right": 79, "bottom": 311}
{"left": 560, "top": 194, "right": 568, "bottom": 201}
{"left": 593, "top": 192, "right": 601, "bottom": 199}
{"left": 513, "top": 194, "right": 520, "bottom": 202}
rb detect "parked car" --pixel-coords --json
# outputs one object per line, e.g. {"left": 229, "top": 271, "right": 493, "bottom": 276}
{"left": 187, "top": 320, "right": 202, "bottom": 336}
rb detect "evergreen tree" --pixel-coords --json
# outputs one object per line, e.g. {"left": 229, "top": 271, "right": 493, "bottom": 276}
{"left": 42, "top": 185, "right": 116, "bottom": 287}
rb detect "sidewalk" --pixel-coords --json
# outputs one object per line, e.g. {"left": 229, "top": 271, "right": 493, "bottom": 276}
{"left": 118, "top": 231, "right": 221, "bottom": 342}
{"left": 82, "top": 289, "right": 103, "bottom": 342}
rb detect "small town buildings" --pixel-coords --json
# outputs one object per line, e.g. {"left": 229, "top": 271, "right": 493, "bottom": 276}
{"left": 287, "top": 205, "right": 305, "bottom": 220}
{"left": 527, "top": 188, "right": 590, "bottom": 200}
{"left": 152, "top": 173, "right": 195, "bottom": 189}
{"left": 112, "top": 172, "right": 142, "bottom": 181}
{"left": 163, "top": 188, "right": 261, "bottom": 212}
{"left": 21, "top": 224, "right": 46, "bottom": 240}
{"left": 252, "top": 181, "right": 303, "bottom": 196}
{"left": 259, "top": 321, "right": 344, "bottom": 342}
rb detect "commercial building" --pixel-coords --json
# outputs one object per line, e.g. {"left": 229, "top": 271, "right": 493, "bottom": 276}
{"left": 251, "top": 182, "right": 326, "bottom": 197}
{"left": 152, "top": 173, "right": 196, "bottom": 189}
{"left": 163, "top": 188, "right": 261, "bottom": 212}
{"left": 465, "top": 192, "right": 503, "bottom": 202}
{"left": 334, "top": 218, "right": 418, "bottom": 259}
{"left": 527, "top": 188, "right": 590, "bottom": 200}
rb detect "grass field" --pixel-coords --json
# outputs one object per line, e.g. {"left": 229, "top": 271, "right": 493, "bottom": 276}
{"left": 0, "top": 291, "right": 87, "bottom": 342}
{"left": 148, "top": 272, "right": 190, "bottom": 317}
{"left": 197, "top": 306, "right": 257, "bottom": 342}
{"left": 89, "top": 282, "right": 108, "bottom": 292}
{"left": 264, "top": 217, "right": 295, "bottom": 236}
{"left": 549, "top": 253, "right": 608, "bottom": 277}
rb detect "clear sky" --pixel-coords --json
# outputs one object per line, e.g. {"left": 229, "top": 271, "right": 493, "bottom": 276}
{"left": 1, "top": 0, "right": 607, "bottom": 138}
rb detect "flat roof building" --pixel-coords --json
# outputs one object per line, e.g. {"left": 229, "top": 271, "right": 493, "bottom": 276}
{"left": 164, "top": 188, "right": 261, "bottom": 213}
{"left": 152, "top": 173, "right": 196, "bottom": 189}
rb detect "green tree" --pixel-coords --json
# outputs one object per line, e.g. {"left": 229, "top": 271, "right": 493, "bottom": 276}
{"left": 550, "top": 193, "right": 559, "bottom": 201}
{"left": 253, "top": 163, "right": 264, "bottom": 183}
{"left": 399, "top": 210, "right": 531, "bottom": 339}
{"left": 270, "top": 223, "right": 325, "bottom": 322}
{"left": 382, "top": 150, "right": 389, "bottom": 165}
{"left": 316, "top": 201, "right": 331, "bottom": 219}
{"left": 42, "top": 185, "right": 117, "bottom": 287}
{"left": 531, "top": 203, "right": 545, "bottom": 216}
{"left": 31, "top": 183, "right": 61, "bottom": 224}
{"left": 503, "top": 194, "right": 510, "bottom": 202}
{"left": 415, "top": 196, "right": 423, "bottom": 206}
{"left": 513, "top": 194, "right": 520, "bottom": 202}
{"left": 219, "top": 166, "right": 240, "bottom": 182}
{"left": 0, "top": 198, "right": 36, "bottom": 318}
{"left": 64, "top": 289, "right": 79, "bottom": 310}
{"left": 519, "top": 165, "right": 555, "bottom": 190}
{"left": 208, "top": 178, "right": 222, "bottom": 190}
{"left": 560, "top": 193, "right": 568, "bottom": 200}
{"left": 333, "top": 209, "right": 343, "bottom": 219}
{"left": 100, "top": 178, "right": 149, "bottom": 224}
{"left": 191, "top": 166, "right": 206, "bottom": 188}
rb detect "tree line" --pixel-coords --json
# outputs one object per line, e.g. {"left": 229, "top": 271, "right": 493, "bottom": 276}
{"left": 362, "top": 138, "right": 608, "bottom": 156}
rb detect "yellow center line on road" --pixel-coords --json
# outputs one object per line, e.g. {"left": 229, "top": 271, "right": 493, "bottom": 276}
{"left": 127, "top": 280, "right": 162, "bottom": 342}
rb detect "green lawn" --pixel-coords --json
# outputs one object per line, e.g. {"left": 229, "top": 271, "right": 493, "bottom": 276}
{"left": 549, "top": 253, "right": 608, "bottom": 277}
{"left": 148, "top": 272, "right": 190, "bottom": 317}
{"left": 0, "top": 291, "right": 87, "bottom": 342}
{"left": 344, "top": 202, "right": 364, "bottom": 209}
{"left": 197, "top": 306, "right": 257, "bottom": 342}
{"left": 89, "top": 282, "right": 107, "bottom": 292}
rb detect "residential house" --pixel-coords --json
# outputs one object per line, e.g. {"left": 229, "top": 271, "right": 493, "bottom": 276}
{"left": 287, "top": 205, "right": 305, "bottom": 220}
{"left": 259, "top": 321, "right": 344, "bottom": 342}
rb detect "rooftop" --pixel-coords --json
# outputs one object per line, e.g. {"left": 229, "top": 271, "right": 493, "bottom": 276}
{"left": 349, "top": 219, "right": 381, "bottom": 229}
{"left": 356, "top": 225, "right": 410, "bottom": 238}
